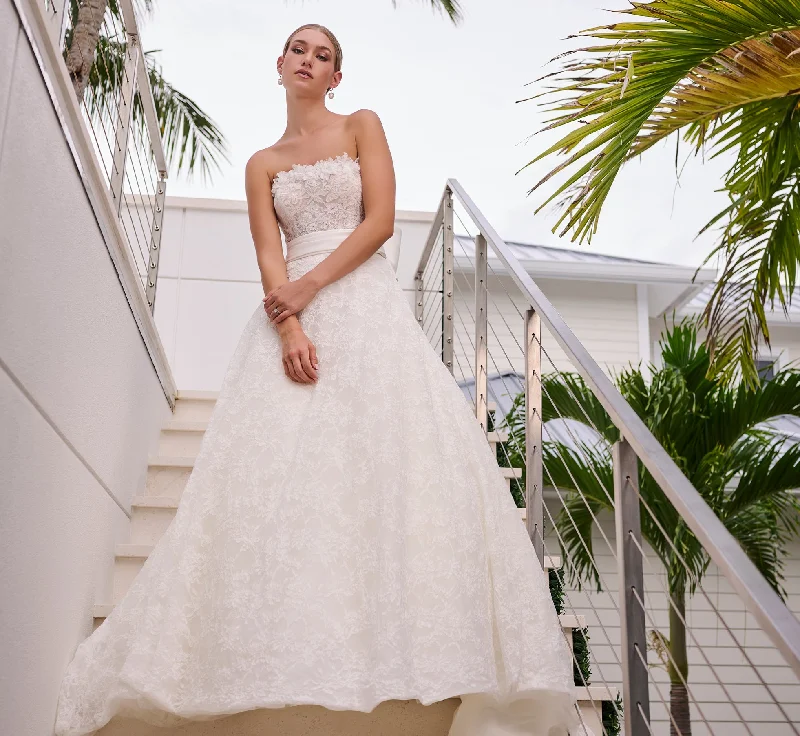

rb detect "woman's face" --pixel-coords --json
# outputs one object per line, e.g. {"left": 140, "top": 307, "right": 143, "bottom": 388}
{"left": 279, "top": 29, "right": 340, "bottom": 96}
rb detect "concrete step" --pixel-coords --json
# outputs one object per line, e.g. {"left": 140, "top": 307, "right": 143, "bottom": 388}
{"left": 577, "top": 686, "right": 620, "bottom": 736}
{"left": 129, "top": 496, "right": 179, "bottom": 545}
{"left": 499, "top": 466, "right": 522, "bottom": 480}
{"left": 144, "top": 461, "right": 192, "bottom": 500}
{"left": 171, "top": 390, "right": 219, "bottom": 423}
{"left": 486, "top": 429, "right": 508, "bottom": 447}
{"left": 157, "top": 420, "right": 208, "bottom": 456}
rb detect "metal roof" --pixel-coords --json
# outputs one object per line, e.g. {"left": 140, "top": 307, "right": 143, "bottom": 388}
{"left": 453, "top": 233, "right": 675, "bottom": 267}
{"left": 681, "top": 282, "right": 800, "bottom": 318}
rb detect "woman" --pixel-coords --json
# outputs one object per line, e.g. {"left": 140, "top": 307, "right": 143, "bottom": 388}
{"left": 54, "top": 23, "right": 582, "bottom": 736}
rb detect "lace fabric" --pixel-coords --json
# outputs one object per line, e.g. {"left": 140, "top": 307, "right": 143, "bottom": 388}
{"left": 272, "top": 153, "right": 365, "bottom": 243}
{"left": 53, "top": 158, "right": 583, "bottom": 736}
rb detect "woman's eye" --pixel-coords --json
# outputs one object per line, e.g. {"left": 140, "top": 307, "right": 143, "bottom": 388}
{"left": 318, "top": 55, "right": 329, "bottom": 61}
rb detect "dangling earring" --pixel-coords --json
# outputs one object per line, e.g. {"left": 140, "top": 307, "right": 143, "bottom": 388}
{"left": 328, "top": 90, "right": 334, "bottom": 99}
{"left": 278, "top": 74, "right": 283, "bottom": 86}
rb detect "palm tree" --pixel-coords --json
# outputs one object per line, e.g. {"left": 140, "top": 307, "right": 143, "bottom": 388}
{"left": 523, "top": 0, "right": 800, "bottom": 387}
{"left": 64, "top": 0, "right": 229, "bottom": 182}
{"left": 63, "top": 0, "right": 465, "bottom": 181}
{"left": 502, "top": 319, "right": 800, "bottom": 735}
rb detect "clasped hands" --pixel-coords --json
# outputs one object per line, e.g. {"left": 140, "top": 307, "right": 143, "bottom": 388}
{"left": 263, "top": 274, "right": 320, "bottom": 385}
{"left": 263, "top": 274, "right": 319, "bottom": 326}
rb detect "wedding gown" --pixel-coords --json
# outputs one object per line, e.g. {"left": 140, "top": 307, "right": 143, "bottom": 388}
{"left": 53, "top": 152, "right": 580, "bottom": 736}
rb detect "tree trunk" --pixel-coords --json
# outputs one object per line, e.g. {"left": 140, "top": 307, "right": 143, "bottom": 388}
{"left": 65, "top": 0, "right": 109, "bottom": 101}
{"left": 668, "top": 587, "right": 691, "bottom": 736}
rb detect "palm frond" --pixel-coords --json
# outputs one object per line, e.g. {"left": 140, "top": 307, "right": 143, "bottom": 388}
{"left": 545, "top": 441, "right": 613, "bottom": 590}
{"left": 711, "top": 366, "right": 800, "bottom": 445}
{"left": 725, "top": 434, "right": 800, "bottom": 519}
{"left": 417, "top": 0, "right": 464, "bottom": 24}
{"left": 633, "top": 31, "right": 800, "bottom": 157}
{"left": 697, "top": 97, "right": 800, "bottom": 384}
{"left": 723, "top": 495, "right": 799, "bottom": 598}
{"left": 142, "top": 51, "right": 230, "bottom": 184}
{"left": 525, "top": 0, "right": 800, "bottom": 243}
{"left": 525, "top": 1, "right": 800, "bottom": 382}
{"left": 70, "top": 6, "right": 230, "bottom": 184}
{"left": 541, "top": 373, "right": 618, "bottom": 444}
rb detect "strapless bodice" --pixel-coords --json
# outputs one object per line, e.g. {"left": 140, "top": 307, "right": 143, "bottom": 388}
{"left": 272, "top": 153, "right": 365, "bottom": 244}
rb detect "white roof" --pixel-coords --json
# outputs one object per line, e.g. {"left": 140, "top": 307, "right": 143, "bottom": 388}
{"left": 680, "top": 283, "right": 800, "bottom": 324}
{"left": 451, "top": 233, "right": 717, "bottom": 317}
{"left": 455, "top": 234, "right": 669, "bottom": 267}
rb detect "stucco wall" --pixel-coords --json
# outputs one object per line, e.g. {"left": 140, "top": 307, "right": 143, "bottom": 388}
{"left": 0, "top": 4, "right": 172, "bottom": 734}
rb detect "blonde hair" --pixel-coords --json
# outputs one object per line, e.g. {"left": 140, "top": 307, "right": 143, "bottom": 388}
{"left": 282, "top": 24, "right": 343, "bottom": 94}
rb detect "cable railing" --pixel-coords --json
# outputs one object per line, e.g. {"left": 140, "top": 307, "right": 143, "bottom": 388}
{"left": 43, "top": 0, "right": 168, "bottom": 313}
{"left": 415, "top": 181, "right": 800, "bottom": 736}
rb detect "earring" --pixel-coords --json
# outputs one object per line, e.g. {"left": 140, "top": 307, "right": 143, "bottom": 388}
{"left": 278, "top": 74, "right": 283, "bottom": 86}
{"left": 328, "top": 90, "right": 334, "bottom": 99}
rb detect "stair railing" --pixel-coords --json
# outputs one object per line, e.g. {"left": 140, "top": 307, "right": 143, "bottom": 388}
{"left": 39, "top": 0, "right": 168, "bottom": 314}
{"left": 415, "top": 180, "right": 800, "bottom": 736}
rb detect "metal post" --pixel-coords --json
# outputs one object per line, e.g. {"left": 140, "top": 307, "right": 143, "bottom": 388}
{"left": 475, "top": 232, "right": 488, "bottom": 434}
{"left": 442, "top": 189, "right": 454, "bottom": 375}
{"left": 525, "top": 307, "right": 544, "bottom": 565}
{"left": 613, "top": 439, "right": 651, "bottom": 736}
{"left": 47, "top": 0, "right": 69, "bottom": 51}
{"left": 110, "top": 35, "right": 140, "bottom": 215}
{"left": 145, "top": 174, "right": 167, "bottom": 313}
{"left": 414, "top": 268, "right": 424, "bottom": 326}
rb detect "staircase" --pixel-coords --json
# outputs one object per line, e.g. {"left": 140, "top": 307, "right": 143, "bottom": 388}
{"left": 90, "top": 390, "right": 617, "bottom": 736}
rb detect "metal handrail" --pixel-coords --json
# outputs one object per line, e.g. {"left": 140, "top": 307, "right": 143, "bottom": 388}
{"left": 415, "top": 179, "right": 800, "bottom": 682}
{"left": 117, "top": 0, "right": 168, "bottom": 177}
{"left": 44, "top": 0, "right": 169, "bottom": 314}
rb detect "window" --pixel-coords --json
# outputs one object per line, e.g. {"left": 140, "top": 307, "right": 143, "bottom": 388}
{"left": 756, "top": 357, "right": 776, "bottom": 383}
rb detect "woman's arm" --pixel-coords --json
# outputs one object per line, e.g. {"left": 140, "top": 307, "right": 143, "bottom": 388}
{"left": 244, "top": 150, "right": 303, "bottom": 338}
{"left": 303, "top": 109, "right": 396, "bottom": 291}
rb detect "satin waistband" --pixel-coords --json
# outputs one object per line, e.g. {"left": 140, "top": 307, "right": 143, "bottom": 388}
{"left": 285, "top": 227, "right": 387, "bottom": 264}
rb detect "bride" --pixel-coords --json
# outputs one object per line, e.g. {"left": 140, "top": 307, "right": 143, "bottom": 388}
{"left": 54, "top": 22, "right": 582, "bottom": 736}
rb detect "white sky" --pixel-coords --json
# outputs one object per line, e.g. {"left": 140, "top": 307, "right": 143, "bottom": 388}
{"left": 141, "top": 0, "right": 732, "bottom": 269}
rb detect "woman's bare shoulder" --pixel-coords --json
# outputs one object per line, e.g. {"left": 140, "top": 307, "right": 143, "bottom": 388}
{"left": 347, "top": 108, "right": 385, "bottom": 128}
{"left": 246, "top": 145, "right": 282, "bottom": 186}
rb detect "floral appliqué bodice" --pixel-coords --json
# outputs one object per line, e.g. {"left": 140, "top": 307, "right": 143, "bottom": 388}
{"left": 272, "top": 153, "right": 365, "bottom": 243}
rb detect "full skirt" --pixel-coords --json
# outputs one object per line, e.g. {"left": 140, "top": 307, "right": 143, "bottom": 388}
{"left": 54, "top": 228, "right": 578, "bottom": 736}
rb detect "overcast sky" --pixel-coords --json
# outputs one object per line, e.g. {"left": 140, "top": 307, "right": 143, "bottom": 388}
{"left": 141, "top": 0, "right": 731, "bottom": 269}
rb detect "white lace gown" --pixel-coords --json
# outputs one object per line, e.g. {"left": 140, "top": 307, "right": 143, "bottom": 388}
{"left": 53, "top": 153, "right": 579, "bottom": 736}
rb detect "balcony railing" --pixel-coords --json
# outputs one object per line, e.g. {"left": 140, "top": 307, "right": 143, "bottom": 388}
{"left": 416, "top": 180, "right": 800, "bottom": 735}
{"left": 43, "top": 0, "right": 168, "bottom": 314}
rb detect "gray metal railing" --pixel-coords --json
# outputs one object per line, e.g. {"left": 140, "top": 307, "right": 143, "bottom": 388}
{"left": 416, "top": 180, "right": 800, "bottom": 735}
{"left": 43, "top": 0, "right": 168, "bottom": 313}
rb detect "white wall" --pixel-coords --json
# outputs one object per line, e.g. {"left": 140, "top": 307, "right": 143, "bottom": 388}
{"left": 446, "top": 275, "right": 641, "bottom": 384}
{"left": 0, "top": 4, "right": 172, "bottom": 734}
{"left": 151, "top": 197, "right": 436, "bottom": 390}
{"left": 154, "top": 197, "right": 644, "bottom": 390}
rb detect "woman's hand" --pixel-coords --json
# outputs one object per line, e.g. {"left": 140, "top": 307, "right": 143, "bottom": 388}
{"left": 278, "top": 325, "right": 319, "bottom": 384}
{"left": 263, "top": 274, "right": 319, "bottom": 325}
